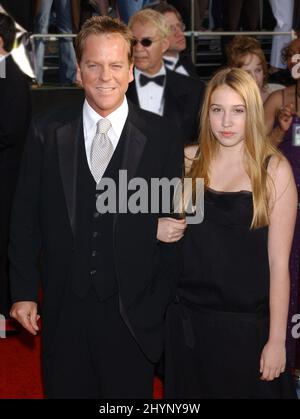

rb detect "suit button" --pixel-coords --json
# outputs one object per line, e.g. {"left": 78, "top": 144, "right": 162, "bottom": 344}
{"left": 92, "top": 232, "right": 98, "bottom": 238}
{"left": 90, "top": 270, "right": 96, "bottom": 276}
{"left": 91, "top": 250, "right": 97, "bottom": 257}
{"left": 94, "top": 212, "right": 100, "bottom": 218}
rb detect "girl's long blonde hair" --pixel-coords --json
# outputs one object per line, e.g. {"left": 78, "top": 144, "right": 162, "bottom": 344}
{"left": 189, "top": 67, "right": 281, "bottom": 229}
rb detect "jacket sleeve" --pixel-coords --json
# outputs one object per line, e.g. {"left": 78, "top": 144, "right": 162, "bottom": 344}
{"left": 9, "top": 118, "right": 43, "bottom": 303}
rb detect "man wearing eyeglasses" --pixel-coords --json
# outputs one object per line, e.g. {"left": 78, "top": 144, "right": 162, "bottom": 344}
{"left": 153, "top": 3, "right": 198, "bottom": 78}
{"left": 127, "top": 8, "right": 205, "bottom": 145}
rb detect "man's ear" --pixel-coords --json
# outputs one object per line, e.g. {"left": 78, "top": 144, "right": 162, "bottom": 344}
{"left": 161, "top": 38, "right": 170, "bottom": 55}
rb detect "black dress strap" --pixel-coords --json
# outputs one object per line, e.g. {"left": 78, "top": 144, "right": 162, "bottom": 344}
{"left": 194, "top": 146, "right": 200, "bottom": 158}
{"left": 264, "top": 155, "right": 272, "bottom": 170}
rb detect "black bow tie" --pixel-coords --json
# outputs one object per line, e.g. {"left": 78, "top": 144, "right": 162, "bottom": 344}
{"left": 139, "top": 73, "right": 165, "bottom": 87}
{"left": 164, "top": 58, "right": 173, "bottom": 66}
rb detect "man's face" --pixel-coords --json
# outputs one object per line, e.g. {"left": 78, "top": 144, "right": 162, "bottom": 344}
{"left": 209, "top": 85, "right": 246, "bottom": 150}
{"left": 240, "top": 53, "right": 264, "bottom": 90}
{"left": 163, "top": 12, "right": 186, "bottom": 54}
{"left": 77, "top": 33, "right": 133, "bottom": 117}
{"left": 131, "top": 21, "right": 169, "bottom": 75}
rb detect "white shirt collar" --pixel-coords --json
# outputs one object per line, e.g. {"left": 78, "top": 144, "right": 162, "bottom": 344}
{"left": 0, "top": 52, "right": 9, "bottom": 63}
{"left": 164, "top": 54, "right": 179, "bottom": 64}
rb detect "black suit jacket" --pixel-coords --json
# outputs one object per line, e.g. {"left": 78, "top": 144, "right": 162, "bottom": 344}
{"left": 127, "top": 68, "right": 205, "bottom": 145}
{"left": 164, "top": 51, "right": 199, "bottom": 79}
{"left": 9, "top": 100, "right": 183, "bottom": 363}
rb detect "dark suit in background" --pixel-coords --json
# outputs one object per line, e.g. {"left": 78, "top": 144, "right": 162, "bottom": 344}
{"left": 9, "top": 101, "right": 182, "bottom": 398}
{"left": 176, "top": 51, "right": 199, "bottom": 78}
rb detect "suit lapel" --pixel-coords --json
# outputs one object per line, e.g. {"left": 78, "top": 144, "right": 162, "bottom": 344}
{"left": 56, "top": 114, "right": 82, "bottom": 238}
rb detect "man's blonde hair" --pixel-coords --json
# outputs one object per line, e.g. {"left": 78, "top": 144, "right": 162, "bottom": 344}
{"left": 128, "top": 9, "right": 170, "bottom": 39}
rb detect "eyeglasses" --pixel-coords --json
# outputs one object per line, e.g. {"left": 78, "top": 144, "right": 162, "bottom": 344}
{"left": 169, "top": 23, "right": 186, "bottom": 33}
{"left": 132, "top": 38, "right": 159, "bottom": 48}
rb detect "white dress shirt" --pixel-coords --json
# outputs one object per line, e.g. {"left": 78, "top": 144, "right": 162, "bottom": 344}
{"left": 163, "top": 53, "right": 188, "bottom": 76}
{"left": 82, "top": 97, "right": 129, "bottom": 170}
{"left": 134, "top": 65, "right": 166, "bottom": 116}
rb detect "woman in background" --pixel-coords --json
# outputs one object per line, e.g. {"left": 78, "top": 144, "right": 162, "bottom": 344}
{"left": 264, "top": 36, "right": 300, "bottom": 369}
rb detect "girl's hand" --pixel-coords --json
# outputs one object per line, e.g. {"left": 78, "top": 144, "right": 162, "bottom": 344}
{"left": 260, "top": 340, "right": 286, "bottom": 381}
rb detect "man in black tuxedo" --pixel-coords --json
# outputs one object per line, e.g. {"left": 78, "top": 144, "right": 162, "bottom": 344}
{"left": 9, "top": 16, "right": 182, "bottom": 398}
{"left": 0, "top": 13, "right": 31, "bottom": 323}
{"left": 127, "top": 8, "right": 205, "bottom": 145}
{"left": 153, "top": 2, "right": 199, "bottom": 78}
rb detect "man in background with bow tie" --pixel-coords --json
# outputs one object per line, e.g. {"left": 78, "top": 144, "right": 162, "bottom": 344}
{"left": 9, "top": 16, "right": 183, "bottom": 398}
{"left": 127, "top": 8, "right": 205, "bottom": 145}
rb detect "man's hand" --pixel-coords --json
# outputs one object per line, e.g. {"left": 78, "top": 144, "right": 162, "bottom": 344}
{"left": 10, "top": 301, "right": 40, "bottom": 335}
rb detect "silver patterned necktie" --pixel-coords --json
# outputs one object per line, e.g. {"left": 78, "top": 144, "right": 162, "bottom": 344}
{"left": 90, "top": 118, "right": 113, "bottom": 184}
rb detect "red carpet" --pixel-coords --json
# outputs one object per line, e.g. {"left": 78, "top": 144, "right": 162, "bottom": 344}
{"left": 0, "top": 329, "right": 163, "bottom": 399}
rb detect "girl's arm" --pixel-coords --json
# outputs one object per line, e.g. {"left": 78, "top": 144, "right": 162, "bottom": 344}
{"left": 260, "top": 156, "right": 297, "bottom": 381}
